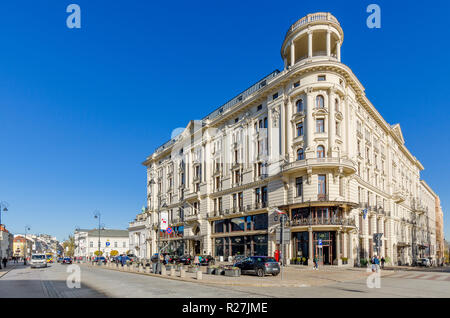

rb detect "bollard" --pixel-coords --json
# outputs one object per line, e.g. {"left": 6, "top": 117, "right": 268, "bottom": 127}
{"left": 161, "top": 265, "right": 167, "bottom": 276}
{"left": 196, "top": 270, "right": 202, "bottom": 280}
{"left": 180, "top": 268, "right": 186, "bottom": 278}
{"left": 170, "top": 267, "right": 175, "bottom": 276}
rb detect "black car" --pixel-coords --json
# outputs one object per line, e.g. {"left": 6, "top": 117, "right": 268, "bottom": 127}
{"left": 199, "top": 255, "right": 215, "bottom": 266}
{"left": 234, "top": 256, "right": 280, "bottom": 277}
{"left": 176, "top": 255, "right": 193, "bottom": 265}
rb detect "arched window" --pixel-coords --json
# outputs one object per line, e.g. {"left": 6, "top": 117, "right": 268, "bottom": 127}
{"left": 297, "top": 148, "right": 304, "bottom": 160}
{"left": 335, "top": 98, "right": 339, "bottom": 112}
{"left": 317, "top": 145, "right": 325, "bottom": 158}
{"left": 296, "top": 99, "right": 304, "bottom": 113}
{"left": 316, "top": 95, "right": 324, "bottom": 109}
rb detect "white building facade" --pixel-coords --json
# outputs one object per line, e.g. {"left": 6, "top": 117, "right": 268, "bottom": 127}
{"left": 74, "top": 229, "right": 129, "bottom": 258}
{"left": 128, "top": 212, "right": 150, "bottom": 260}
{"left": 140, "top": 12, "right": 441, "bottom": 266}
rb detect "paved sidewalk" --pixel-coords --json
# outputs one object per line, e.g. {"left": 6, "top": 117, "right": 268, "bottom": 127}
{"left": 0, "top": 262, "right": 18, "bottom": 278}
{"left": 80, "top": 262, "right": 374, "bottom": 288}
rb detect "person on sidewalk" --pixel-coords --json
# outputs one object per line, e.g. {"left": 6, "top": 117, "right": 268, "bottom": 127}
{"left": 374, "top": 255, "right": 380, "bottom": 272}
{"left": 380, "top": 256, "right": 385, "bottom": 269}
{"left": 194, "top": 255, "right": 199, "bottom": 267}
{"left": 313, "top": 256, "right": 318, "bottom": 270}
{"left": 2, "top": 257, "right": 7, "bottom": 268}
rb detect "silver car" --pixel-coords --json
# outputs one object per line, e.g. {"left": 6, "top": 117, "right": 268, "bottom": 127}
{"left": 30, "top": 254, "right": 48, "bottom": 268}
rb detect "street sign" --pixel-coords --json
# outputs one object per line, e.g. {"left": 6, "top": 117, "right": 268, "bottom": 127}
{"left": 106, "top": 241, "right": 110, "bottom": 247}
{"left": 160, "top": 211, "right": 168, "bottom": 230}
{"left": 275, "top": 228, "right": 290, "bottom": 244}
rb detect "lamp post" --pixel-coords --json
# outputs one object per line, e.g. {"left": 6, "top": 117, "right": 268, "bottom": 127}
{"left": 94, "top": 211, "right": 103, "bottom": 261}
{"left": 24, "top": 226, "right": 30, "bottom": 265}
{"left": 0, "top": 201, "right": 9, "bottom": 227}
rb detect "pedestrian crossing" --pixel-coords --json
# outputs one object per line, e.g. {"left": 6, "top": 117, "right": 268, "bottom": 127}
{"left": 387, "top": 272, "right": 450, "bottom": 282}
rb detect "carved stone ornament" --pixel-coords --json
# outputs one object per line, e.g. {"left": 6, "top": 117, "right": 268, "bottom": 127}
{"left": 271, "top": 106, "right": 280, "bottom": 128}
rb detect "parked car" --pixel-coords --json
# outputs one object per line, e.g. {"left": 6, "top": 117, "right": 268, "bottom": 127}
{"left": 199, "top": 255, "right": 215, "bottom": 266}
{"left": 127, "top": 254, "right": 138, "bottom": 263}
{"left": 93, "top": 256, "right": 107, "bottom": 264}
{"left": 62, "top": 257, "right": 72, "bottom": 264}
{"left": 175, "top": 255, "right": 193, "bottom": 265}
{"left": 234, "top": 256, "right": 280, "bottom": 277}
{"left": 233, "top": 255, "right": 246, "bottom": 263}
{"left": 57, "top": 257, "right": 63, "bottom": 263}
{"left": 416, "top": 258, "right": 431, "bottom": 267}
{"left": 30, "top": 253, "right": 48, "bottom": 269}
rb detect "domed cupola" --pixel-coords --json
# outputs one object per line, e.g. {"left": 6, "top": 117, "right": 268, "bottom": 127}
{"left": 281, "top": 12, "right": 344, "bottom": 69}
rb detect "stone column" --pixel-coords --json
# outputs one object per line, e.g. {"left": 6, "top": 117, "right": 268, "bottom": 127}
{"left": 336, "top": 41, "right": 341, "bottom": 62}
{"left": 328, "top": 88, "right": 336, "bottom": 157}
{"left": 305, "top": 89, "right": 314, "bottom": 158}
{"left": 284, "top": 57, "right": 287, "bottom": 70}
{"left": 308, "top": 227, "right": 314, "bottom": 266}
{"left": 348, "top": 232, "right": 354, "bottom": 265}
{"left": 343, "top": 232, "right": 348, "bottom": 258}
{"left": 286, "top": 97, "right": 293, "bottom": 160}
{"left": 326, "top": 30, "right": 331, "bottom": 57}
{"left": 336, "top": 230, "right": 342, "bottom": 265}
{"left": 308, "top": 31, "right": 313, "bottom": 58}
{"left": 290, "top": 41, "right": 295, "bottom": 67}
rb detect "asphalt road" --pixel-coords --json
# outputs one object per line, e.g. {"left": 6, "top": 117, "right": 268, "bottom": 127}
{"left": 0, "top": 262, "right": 449, "bottom": 298}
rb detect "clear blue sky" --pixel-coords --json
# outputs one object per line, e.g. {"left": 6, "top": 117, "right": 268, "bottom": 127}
{"left": 0, "top": 0, "right": 449, "bottom": 242}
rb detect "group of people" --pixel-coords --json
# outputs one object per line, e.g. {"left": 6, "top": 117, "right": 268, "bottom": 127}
{"left": 370, "top": 255, "right": 385, "bottom": 272}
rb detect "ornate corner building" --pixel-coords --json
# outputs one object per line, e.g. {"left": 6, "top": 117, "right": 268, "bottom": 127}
{"left": 137, "top": 13, "right": 444, "bottom": 266}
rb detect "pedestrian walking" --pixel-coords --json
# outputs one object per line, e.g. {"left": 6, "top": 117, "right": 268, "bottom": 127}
{"left": 2, "top": 257, "right": 7, "bottom": 268}
{"left": 194, "top": 255, "right": 199, "bottom": 266}
{"left": 374, "top": 255, "right": 380, "bottom": 272}
{"left": 313, "top": 256, "right": 318, "bottom": 270}
{"left": 381, "top": 257, "right": 385, "bottom": 269}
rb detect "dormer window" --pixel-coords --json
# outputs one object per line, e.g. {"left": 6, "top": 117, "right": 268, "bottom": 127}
{"left": 272, "top": 92, "right": 278, "bottom": 100}
{"left": 293, "top": 81, "right": 300, "bottom": 88}
{"left": 257, "top": 104, "right": 262, "bottom": 111}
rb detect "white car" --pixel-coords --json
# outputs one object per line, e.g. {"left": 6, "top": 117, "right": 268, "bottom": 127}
{"left": 416, "top": 258, "right": 431, "bottom": 267}
{"left": 30, "top": 254, "right": 48, "bottom": 268}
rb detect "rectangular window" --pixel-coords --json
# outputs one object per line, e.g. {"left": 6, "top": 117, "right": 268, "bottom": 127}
{"left": 238, "top": 192, "right": 243, "bottom": 210}
{"left": 318, "top": 75, "right": 326, "bottom": 81}
{"left": 114, "top": 242, "right": 118, "bottom": 248}
{"left": 122, "top": 242, "right": 126, "bottom": 248}
{"left": 272, "top": 93, "right": 278, "bottom": 100}
{"left": 257, "top": 104, "right": 262, "bottom": 111}
{"left": 296, "top": 177, "right": 303, "bottom": 197}
{"left": 318, "top": 175, "right": 326, "bottom": 196}
{"left": 90, "top": 241, "right": 93, "bottom": 248}
{"left": 255, "top": 188, "right": 261, "bottom": 204}
{"left": 297, "top": 122, "right": 303, "bottom": 136}
{"left": 232, "top": 193, "right": 237, "bottom": 209}
{"left": 316, "top": 119, "right": 325, "bottom": 133}
{"left": 294, "top": 81, "right": 300, "bottom": 88}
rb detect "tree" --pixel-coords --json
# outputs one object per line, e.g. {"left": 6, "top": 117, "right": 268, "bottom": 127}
{"left": 110, "top": 250, "right": 119, "bottom": 257}
{"left": 63, "top": 235, "right": 76, "bottom": 257}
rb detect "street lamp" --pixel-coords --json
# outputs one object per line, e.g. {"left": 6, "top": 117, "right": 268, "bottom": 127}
{"left": 94, "top": 211, "right": 104, "bottom": 261}
{"left": 0, "top": 201, "right": 9, "bottom": 226}
{"left": 24, "top": 225, "right": 31, "bottom": 265}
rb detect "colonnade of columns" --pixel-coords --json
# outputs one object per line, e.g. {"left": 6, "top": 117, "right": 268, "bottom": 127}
{"left": 287, "top": 30, "right": 341, "bottom": 69}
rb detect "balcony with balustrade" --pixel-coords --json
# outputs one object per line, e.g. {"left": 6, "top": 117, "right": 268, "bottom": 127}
{"left": 282, "top": 157, "right": 357, "bottom": 176}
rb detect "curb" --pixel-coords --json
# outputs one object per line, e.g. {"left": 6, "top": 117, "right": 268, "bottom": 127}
{"left": 79, "top": 263, "right": 311, "bottom": 288}
{"left": 0, "top": 264, "right": 17, "bottom": 279}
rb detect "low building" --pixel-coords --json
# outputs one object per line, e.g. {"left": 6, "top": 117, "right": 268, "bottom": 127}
{"left": 13, "top": 236, "right": 32, "bottom": 258}
{"left": 74, "top": 229, "right": 129, "bottom": 258}
{"left": 128, "top": 210, "right": 150, "bottom": 260}
{"left": 0, "top": 225, "right": 13, "bottom": 259}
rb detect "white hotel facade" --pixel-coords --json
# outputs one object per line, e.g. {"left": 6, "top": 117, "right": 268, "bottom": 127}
{"left": 135, "top": 13, "right": 442, "bottom": 266}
